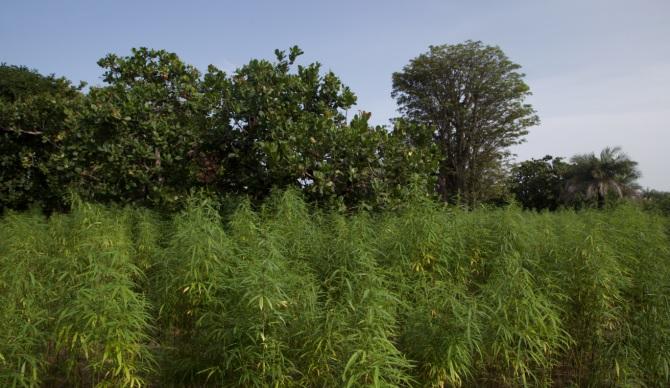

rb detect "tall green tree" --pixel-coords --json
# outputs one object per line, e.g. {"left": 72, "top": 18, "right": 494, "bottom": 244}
{"left": 392, "top": 40, "right": 539, "bottom": 205}
{"left": 72, "top": 48, "right": 204, "bottom": 210}
{"left": 510, "top": 155, "right": 569, "bottom": 211}
{"left": 0, "top": 65, "right": 84, "bottom": 212}
{"left": 197, "top": 46, "right": 392, "bottom": 207}
{"left": 562, "top": 146, "right": 641, "bottom": 208}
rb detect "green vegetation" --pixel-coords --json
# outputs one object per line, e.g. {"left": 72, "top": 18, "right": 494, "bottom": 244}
{"left": 1, "top": 191, "right": 669, "bottom": 387}
{"left": 0, "top": 64, "right": 85, "bottom": 212}
{"left": 562, "top": 147, "right": 641, "bottom": 208}
{"left": 643, "top": 190, "right": 670, "bottom": 217}
{"left": 2, "top": 43, "right": 653, "bottom": 214}
{"left": 510, "top": 156, "right": 569, "bottom": 211}
{"left": 510, "top": 149, "right": 644, "bottom": 211}
{"left": 392, "top": 41, "right": 539, "bottom": 205}
{"left": 2, "top": 40, "right": 669, "bottom": 387}
{"left": 0, "top": 42, "right": 540, "bottom": 213}
{"left": 1, "top": 47, "right": 408, "bottom": 213}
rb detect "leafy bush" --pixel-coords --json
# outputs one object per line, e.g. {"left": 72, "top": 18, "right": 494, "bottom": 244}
{"left": 1, "top": 48, "right": 432, "bottom": 212}
{"left": 0, "top": 64, "right": 84, "bottom": 213}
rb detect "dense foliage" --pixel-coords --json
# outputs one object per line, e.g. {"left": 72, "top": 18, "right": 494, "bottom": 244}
{"left": 392, "top": 41, "right": 539, "bottom": 205}
{"left": 511, "top": 149, "right": 643, "bottom": 211}
{"left": 3, "top": 45, "right": 650, "bottom": 213}
{"left": 1, "top": 191, "right": 669, "bottom": 387}
{"left": 563, "top": 147, "right": 641, "bottom": 208}
{"left": 510, "top": 156, "right": 569, "bottom": 211}
{"left": 72, "top": 48, "right": 205, "bottom": 210}
{"left": 0, "top": 64, "right": 84, "bottom": 212}
{"left": 2, "top": 39, "right": 667, "bottom": 388}
{"left": 643, "top": 190, "right": 670, "bottom": 217}
{"left": 1, "top": 48, "right": 444, "bottom": 212}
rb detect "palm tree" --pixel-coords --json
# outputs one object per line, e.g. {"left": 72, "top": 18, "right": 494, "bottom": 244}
{"left": 562, "top": 147, "right": 641, "bottom": 208}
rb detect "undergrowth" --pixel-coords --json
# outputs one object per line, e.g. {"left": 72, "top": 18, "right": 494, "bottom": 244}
{"left": 1, "top": 190, "right": 669, "bottom": 387}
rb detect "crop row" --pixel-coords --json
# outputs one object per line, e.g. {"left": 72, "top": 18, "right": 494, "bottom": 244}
{"left": 1, "top": 191, "right": 669, "bottom": 386}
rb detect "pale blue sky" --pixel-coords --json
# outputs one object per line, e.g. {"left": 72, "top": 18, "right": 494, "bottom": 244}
{"left": 2, "top": 0, "right": 669, "bottom": 190}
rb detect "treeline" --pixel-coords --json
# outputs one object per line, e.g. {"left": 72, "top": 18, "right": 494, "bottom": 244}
{"left": 3, "top": 42, "right": 664, "bottom": 214}
{"left": 1, "top": 46, "right": 435, "bottom": 212}
{"left": 1, "top": 191, "right": 669, "bottom": 386}
{"left": 0, "top": 42, "right": 558, "bottom": 214}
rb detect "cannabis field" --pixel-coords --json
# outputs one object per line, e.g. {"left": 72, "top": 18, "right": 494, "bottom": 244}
{"left": 1, "top": 191, "right": 669, "bottom": 387}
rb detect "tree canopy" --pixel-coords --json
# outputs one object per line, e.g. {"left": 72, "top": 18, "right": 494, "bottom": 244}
{"left": 510, "top": 155, "right": 569, "bottom": 211}
{"left": 392, "top": 40, "right": 539, "bottom": 205}
{"left": 562, "top": 146, "right": 641, "bottom": 208}
{"left": 195, "top": 46, "right": 380, "bottom": 206}
{"left": 0, "top": 64, "right": 84, "bottom": 212}
{"left": 0, "top": 45, "right": 655, "bottom": 213}
{"left": 0, "top": 47, "right": 403, "bottom": 211}
{"left": 71, "top": 48, "right": 205, "bottom": 210}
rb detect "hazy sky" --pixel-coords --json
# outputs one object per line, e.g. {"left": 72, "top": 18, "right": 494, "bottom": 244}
{"left": 2, "top": 0, "right": 669, "bottom": 190}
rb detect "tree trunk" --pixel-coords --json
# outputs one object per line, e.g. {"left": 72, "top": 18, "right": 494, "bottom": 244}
{"left": 436, "top": 163, "right": 450, "bottom": 202}
{"left": 597, "top": 192, "right": 605, "bottom": 209}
